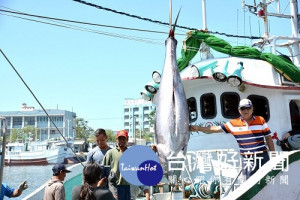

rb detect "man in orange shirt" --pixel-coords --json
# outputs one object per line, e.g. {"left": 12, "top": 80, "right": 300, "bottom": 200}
{"left": 190, "top": 99, "right": 275, "bottom": 179}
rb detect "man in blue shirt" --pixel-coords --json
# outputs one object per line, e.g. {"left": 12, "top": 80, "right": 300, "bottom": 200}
{"left": 87, "top": 128, "right": 111, "bottom": 164}
{"left": 1, "top": 181, "right": 27, "bottom": 199}
{"left": 86, "top": 128, "right": 111, "bottom": 188}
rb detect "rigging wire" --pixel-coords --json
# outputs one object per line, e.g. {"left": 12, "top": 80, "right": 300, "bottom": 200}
{"left": 0, "top": 49, "right": 85, "bottom": 167}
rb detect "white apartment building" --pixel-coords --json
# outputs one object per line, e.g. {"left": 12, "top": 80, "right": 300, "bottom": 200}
{"left": 123, "top": 98, "right": 155, "bottom": 142}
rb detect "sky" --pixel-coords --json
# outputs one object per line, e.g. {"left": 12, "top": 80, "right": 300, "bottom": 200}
{"left": 0, "top": 0, "right": 294, "bottom": 131}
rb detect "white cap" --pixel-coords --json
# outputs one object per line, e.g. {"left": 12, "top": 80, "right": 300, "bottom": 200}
{"left": 238, "top": 99, "right": 252, "bottom": 108}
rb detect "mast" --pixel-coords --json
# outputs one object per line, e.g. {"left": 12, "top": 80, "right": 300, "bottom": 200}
{"left": 261, "top": 0, "right": 269, "bottom": 38}
{"left": 202, "top": 0, "right": 208, "bottom": 31}
{"left": 245, "top": 0, "right": 300, "bottom": 66}
{"left": 290, "top": 0, "right": 300, "bottom": 65}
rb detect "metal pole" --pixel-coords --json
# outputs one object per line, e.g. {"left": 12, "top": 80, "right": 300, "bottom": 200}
{"left": 139, "top": 118, "right": 142, "bottom": 144}
{"left": 290, "top": 0, "right": 300, "bottom": 65}
{"left": 223, "top": 168, "right": 243, "bottom": 198}
{"left": 261, "top": 0, "right": 269, "bottom": 38}
{"left": 67, "top": 120, "right": 70, "bottom": 138}
{"left": 133, "top": 116, "right": 136, "bottom": 145}
{"left": 202, "top": 0, "right": 207, "bottom": 30}
{"left": 0, "top": 117, "right": 7, "bottom": 195}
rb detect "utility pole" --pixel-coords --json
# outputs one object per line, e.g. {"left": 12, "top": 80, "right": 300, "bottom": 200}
{"left": 139, "top": 118, "right": 142, "bottom": 144}
{"left": 133, "top": 116, "right": 136, "bottom": 145}
{"left": 67, "top": 119, "right": 70, "bottom": 138}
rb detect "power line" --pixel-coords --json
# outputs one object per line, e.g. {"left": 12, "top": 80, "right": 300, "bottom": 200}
{"left": 0, "top": 8, "right": 173, "bottom": 35}
{"left": 73, "top": 0, "right": 263, "bottom": 40}
{"left": 0, "top": 6, "right": 262, "bottom": 40}
{"left": 0, "top": 9, "right": 165, "bottom": 45}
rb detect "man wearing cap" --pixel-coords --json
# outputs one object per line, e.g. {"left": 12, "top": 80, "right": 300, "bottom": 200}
{"left": 44, "top": 163, "right": 71, "bottom": 200}
{"left": 190, "top": 98, "right": 275, "bottom": 180}
{"left": 102, "top": 130, "right": 131, "bottom": 200}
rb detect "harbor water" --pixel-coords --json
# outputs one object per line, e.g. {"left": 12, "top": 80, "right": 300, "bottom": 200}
{"left": 2, "top": 164, "right": 74, "bottom": 200}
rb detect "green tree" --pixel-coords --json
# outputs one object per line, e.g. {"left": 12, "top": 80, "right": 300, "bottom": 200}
{"left": 75, "top": 118, "right": 94, "bottom": 140}
{"left": 10, "top": 129, "right": 22, "bottom": 143}
{"left": 23, "top": 126, "right": 40, "bottom": 142}
{"left": 143, "top": 132, "right": 154, "bottom": 143}
{"left": 134, "top": 129, "right": 154, "bottom": 143}
{"left": 9, "top": 127, "right": 40, "bottom": 143}
{"left": 148, "top": 109, "right": 156, "bottom": 128}
{"left": 106, "top": 129, "right": 116, "bottom": 142}
{"left": 89, "top": 129, "right": 115, "bottom": 142}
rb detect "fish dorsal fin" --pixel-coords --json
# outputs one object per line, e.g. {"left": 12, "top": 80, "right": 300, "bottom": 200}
{"left": 169, "top": 6, "right": 181, "bottom": 37}
{"left": 172, "top": 8, "right": 181, "bottom": 33}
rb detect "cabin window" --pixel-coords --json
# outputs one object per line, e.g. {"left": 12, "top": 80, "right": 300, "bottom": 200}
{"left": 221, "top": 92, "right": 240, "bottom": 118}
{"left": 200, "top": 93, "right": 216, "bottom": 119}
{"left": 187, "top": 97, "right": 197, "bottom": 122}
{"left": 289, "top": 100, "right": 300, "bottom": 130}
{"left": 248, "top": 95, "right": 270, "bottom": 122}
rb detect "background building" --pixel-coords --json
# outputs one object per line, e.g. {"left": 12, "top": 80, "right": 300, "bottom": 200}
{"left": 0, "top": 103, "right": 76, "bottom": 141}
{"left": 123, "top": 98, "right": 155, "bottom": 143}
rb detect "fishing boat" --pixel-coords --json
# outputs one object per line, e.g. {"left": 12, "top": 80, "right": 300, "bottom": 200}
{"left": 5, "top": 139, "right": 74, "bottom": 165}
{"left": 138, "top": 0, "right": 300, "bottom": 199}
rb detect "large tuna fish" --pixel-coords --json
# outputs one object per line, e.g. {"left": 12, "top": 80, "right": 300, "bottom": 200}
{"left": 154, "top": 25, "right": 190, "bottom": 185}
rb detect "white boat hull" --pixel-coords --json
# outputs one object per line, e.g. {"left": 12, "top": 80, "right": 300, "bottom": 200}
{"left": 5, "top": 147, "right": 67, "bottom": 165}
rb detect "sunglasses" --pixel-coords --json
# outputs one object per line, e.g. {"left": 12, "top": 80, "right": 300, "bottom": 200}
{"left": 240, "top": 107, "right": 251, "bottom": 111}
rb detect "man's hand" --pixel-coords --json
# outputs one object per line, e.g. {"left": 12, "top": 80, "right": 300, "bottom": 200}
{"left": 151, "top": 145, "right": 157, "bottom": 153}
{"left": 283, "top": 132, "right": 291, "bottom": 140}
{"left": 18, "top": 180, "right": 28, "bottom": 191}
{"left": 189, "top": 125, "right": 199, "bottom": 132}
